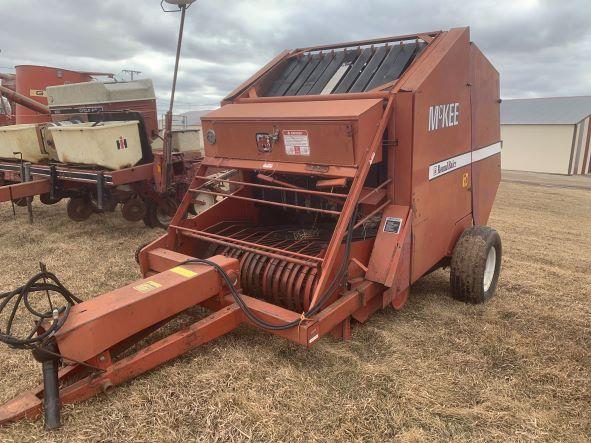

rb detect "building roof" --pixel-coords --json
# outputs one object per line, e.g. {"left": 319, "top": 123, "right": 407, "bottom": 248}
{"left": 501, "top": 96, "right": 591, "bottom": 125}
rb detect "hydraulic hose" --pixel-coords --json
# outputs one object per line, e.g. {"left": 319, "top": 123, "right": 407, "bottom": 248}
{"left": 180, "top": 206, "right": 358, "bottom": 331}
{"left": 0, "top": 269, "right": 81, "bottom": 349}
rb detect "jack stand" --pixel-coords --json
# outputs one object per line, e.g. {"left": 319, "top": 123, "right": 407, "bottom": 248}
{"left": 32, "top": 342, "right": 61, "bottom": 430}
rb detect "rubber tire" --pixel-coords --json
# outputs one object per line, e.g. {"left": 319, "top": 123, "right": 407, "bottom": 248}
{"left": 121, "top": 197, "right": 147, "bottom": 222}
{"left": 142, "top": 204, "right": 156, "bottom": 228}
{"left": 144, "top": 198, "right": 177, "bottom": 230}
{"left": 134, "top": 241, "right": 151, "bottom": 264}
{"left": 67, "top": 197, "right": 94, "bottom": 222}
{"left": 450, "top": 225, "right": 502, "bottom": 304}
{"left": 13, "top": 198, "right": 28, "bottom": 207}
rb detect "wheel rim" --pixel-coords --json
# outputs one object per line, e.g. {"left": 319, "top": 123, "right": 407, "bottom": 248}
{"left": 156, "top": 199, "right": 178, "bottom": 227}
{"left": 483, "top": 246, "right": 497, "bottom": 292}
{"left": 192, "top": 193, "right": 216, "bottom": 215}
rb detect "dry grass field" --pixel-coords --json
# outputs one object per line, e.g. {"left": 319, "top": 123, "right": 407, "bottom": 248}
{"left": 0, "top": 181, "right": 589, "bottom": 442}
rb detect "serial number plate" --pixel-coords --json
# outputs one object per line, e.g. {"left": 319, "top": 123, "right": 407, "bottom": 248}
{"left": 383, "top": 217, "right": 402, "bottom": 234}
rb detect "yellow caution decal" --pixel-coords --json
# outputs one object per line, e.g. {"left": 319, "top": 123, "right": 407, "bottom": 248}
{"left": 133, "top": 281, "right": 162, "bottom": 293}
{"left": 170, "top": 266, "right": 198, "bottom": 278}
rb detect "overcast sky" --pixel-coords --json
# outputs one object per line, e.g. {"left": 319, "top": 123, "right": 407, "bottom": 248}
{"left": 1, "top": 0, "right": 589, "bottom": 114}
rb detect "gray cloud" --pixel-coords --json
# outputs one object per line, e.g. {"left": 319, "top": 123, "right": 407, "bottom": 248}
{"left": 1, "top": 0, "right": 589, "bottom": 113}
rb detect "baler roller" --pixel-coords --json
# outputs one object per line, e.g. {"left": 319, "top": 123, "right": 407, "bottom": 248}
{"left": 199, "top": 223, "right": 327, "bottom": 311}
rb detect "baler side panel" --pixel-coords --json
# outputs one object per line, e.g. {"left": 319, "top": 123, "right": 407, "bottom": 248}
{"left": 469, "top": 44, "right": 501, "bottom": 226}
{"left": 407, "top": 28, "right": 473, "bottom": 283}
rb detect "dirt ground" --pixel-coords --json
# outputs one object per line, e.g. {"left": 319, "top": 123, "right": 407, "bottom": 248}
{"left": 0, "top": 181, "right": 589, "bottom": 442}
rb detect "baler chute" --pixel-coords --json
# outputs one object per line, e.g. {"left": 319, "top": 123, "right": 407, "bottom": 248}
{"left": 0, "top": 27, "right": 503, "bottom": 429}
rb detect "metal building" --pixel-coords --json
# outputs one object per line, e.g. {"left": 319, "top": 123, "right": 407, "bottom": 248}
{"left": 501, "top": 96, "right": 591, "bottom": 175}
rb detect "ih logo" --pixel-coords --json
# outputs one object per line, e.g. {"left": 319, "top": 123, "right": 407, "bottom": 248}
{"left": 428, "top": 102, "right": 460, "bottom": 132}
{"left": 116, "top": 136, "right": 128, "bottom": 150}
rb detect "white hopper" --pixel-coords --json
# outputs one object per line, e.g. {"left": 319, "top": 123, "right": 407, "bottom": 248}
{"left": 150, "top": 129, "right": 204, "bottom": 154}
{"left": 0, "top": 123, "right": 48, "bottom": 163}
{"left": 49, "top": 121, "right": 142, "bottom": 170}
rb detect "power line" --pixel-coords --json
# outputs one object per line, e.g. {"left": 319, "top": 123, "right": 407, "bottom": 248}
{"left": 121, "top": 69, "right": 142, "bottom": 80}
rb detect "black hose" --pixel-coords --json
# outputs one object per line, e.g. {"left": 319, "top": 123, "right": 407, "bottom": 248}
{"left": 180, "top": 206, "right": 358, "bottom": 331}
{"left": 0, "top": 270, "right": 81, "bottom": 349}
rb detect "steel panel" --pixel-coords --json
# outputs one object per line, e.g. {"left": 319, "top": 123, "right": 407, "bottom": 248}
{"left": 349, "top": 45, "right": 388, "bottom": 92}
{"left": 365, "top": 43, "right": 417, "bottom": 91}
{"left": 407, "top": 28, "right": 473, "bottom": 282}
{"left": 470, "top": 43, "right": 501, "bottom": 225}
{"left": 285, "top": 55, "right": 322, "bottom": 96}
{"left": 267, "top": 57, "right": 305, "bottom": 97}
{"left": 333, "top": 47, "right": 373, "bottom": 94}
{"left": 307, "top": 50, "right": 346, "bottom": 95}
{"left": 296, "top": 52, "right": 334, "bottom": 95}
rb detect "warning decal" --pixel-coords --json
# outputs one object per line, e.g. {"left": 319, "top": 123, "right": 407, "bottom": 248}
{"left": 134, "top": 281, "right": 162, "bottom": 293}
{"left": 283, "top": 130, "right": 310, "bottom": 156}
{"left": 170, "top": 266, "right": 198, "bottom": 278}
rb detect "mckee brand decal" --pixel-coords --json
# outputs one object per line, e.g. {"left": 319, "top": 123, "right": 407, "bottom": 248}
{"left": 429, "top": 152, "right": 470, "bottom": 180}
{"left": 428, "top": 102, "right": 459, "bottom": 132}
{"left": 428, "top": 142, "right": 502, "bottom": 180}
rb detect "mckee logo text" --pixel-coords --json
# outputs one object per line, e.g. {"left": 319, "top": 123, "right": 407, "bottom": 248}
{"left": 428, "top": 102, "right": 459, "bottom": 132}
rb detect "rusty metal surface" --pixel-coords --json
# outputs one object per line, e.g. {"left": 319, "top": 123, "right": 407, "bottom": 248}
{"left": 55, "top": 255, "right": 239, "bottom": 363}
{"left": 202, "top": 99, "right": 383, "bottom": 167}
{"left": 404, "top": 28, "right": 474, "bottom": 282}
{"left": 0, "top": 179, "right": 51, "bottom": 202}
{"left": 203, "top": 99, "right": 383, "bottom": 120}
{"left": 469, "top": 43, "right": 501, "bottom": 226}
{"left": 0, "top": 85, "right": 50, "bottom": 115}
{"left": 15, "top": 65, "right": 93, "bottom": 124}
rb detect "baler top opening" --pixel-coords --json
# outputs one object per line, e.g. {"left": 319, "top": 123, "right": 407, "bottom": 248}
{"left": 226, "top": 32, "right": 439, "bottom": 101}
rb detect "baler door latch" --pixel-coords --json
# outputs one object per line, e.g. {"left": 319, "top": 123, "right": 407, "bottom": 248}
{"left": 256, "top": 127, "right": 280, "bottom": 153}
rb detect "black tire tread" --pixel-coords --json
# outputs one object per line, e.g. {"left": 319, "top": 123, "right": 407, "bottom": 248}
{"left": 450, "top": 225, "right": 501, "bottom": 304}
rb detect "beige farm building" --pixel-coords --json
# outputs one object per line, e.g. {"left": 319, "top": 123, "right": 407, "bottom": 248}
{"left": 501, "top": 96, "right": 591, "bottom": 175}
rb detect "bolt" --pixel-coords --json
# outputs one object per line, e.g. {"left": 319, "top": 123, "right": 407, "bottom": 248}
{"left": 98, "top": 355, "right": 105, "bottom": 362}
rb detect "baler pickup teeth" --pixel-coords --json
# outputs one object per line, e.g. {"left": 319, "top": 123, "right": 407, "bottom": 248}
{"left": 171, "top": 224, "right": 324, "bottom": 267}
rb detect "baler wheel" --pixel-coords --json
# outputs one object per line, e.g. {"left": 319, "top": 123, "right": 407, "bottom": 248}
{"left": 66, "top": 197, "right": 95, "bottom": 222}
{"left": 13, "top": 198, "right": 28, "bottom": 207}
{"left": 450, "top": 226, "right": 502, "bottom": 304}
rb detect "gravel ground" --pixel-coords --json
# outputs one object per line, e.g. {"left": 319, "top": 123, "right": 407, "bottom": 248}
{"left": 0, "top": 181, "right": 589, "bottom": 442}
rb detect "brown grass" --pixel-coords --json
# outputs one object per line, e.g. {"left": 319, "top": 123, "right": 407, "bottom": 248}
{"left": 0, "top": 182, "right": 589, "bottom": 442}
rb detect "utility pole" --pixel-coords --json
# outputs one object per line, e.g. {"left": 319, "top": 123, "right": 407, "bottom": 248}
{"left": 158, "top": 0, "right": 196, "bottom": 193}
{"left": 122, "top": 69, "right": 142, "bottom": 81}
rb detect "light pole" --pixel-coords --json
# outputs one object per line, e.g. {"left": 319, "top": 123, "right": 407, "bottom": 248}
{"left": 159, "top": 0, "right": 196, "bottom": 192}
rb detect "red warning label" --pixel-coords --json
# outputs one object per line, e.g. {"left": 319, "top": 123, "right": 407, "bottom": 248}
{"left": 283, "top": 130, "right": 310, "bottom": 156}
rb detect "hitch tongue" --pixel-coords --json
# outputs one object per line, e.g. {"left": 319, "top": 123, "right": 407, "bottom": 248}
{"left": 32, "top": 342, "right": 61, "bottom": 430}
